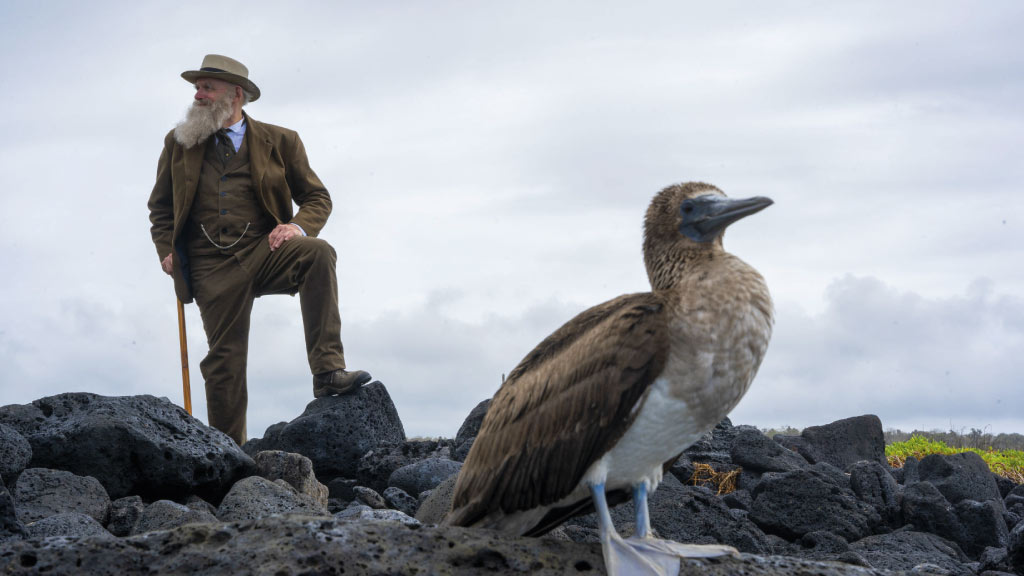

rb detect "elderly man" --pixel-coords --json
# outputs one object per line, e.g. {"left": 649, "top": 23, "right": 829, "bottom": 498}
{"left": 148, "top": 54, "right": 370, "bottom": 445}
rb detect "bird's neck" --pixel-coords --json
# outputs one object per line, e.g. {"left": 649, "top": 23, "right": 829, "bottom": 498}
{"left": 644, "top": 244, "right": 717, "bottom": 292}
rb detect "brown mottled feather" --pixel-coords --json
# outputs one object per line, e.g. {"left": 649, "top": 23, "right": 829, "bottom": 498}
{"left": 447, "top": 292, "right": 668, "bottom": 529}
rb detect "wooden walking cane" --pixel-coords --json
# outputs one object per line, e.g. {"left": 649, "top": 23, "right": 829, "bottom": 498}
{"left": 177, "top": 299, "right": 193, "bottom": 415}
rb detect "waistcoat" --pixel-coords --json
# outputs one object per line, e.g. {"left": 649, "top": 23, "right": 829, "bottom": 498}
{"left": 186, "top": 131, "right": 275, "bottom": 257}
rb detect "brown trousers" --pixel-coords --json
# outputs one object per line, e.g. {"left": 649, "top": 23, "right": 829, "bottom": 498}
{"left": 189, "top": 236, "right": 347, "bottom": 445}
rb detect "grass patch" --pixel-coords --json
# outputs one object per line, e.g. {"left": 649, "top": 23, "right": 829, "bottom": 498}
{"left": 886, "top": 435, "right": 1024, "bottom": 484}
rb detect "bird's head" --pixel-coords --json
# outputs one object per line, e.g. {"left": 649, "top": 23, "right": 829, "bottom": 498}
{"left": 644, "top": 182, "right": 773, "bottom": 287}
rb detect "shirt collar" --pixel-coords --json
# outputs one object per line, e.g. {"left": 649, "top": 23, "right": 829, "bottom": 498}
{"left": 225, "top": 117, "right": 246, "bottom": 135}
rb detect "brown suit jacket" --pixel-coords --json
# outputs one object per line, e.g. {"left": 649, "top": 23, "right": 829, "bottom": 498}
{"left": 148, "top": 112, "right": 332, "bottom": 303}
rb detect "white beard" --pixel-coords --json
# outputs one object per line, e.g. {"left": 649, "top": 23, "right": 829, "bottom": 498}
{"left": 173, "top": 96, "right": 235, "bottom": 148}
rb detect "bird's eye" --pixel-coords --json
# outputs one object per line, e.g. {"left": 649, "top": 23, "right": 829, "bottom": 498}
{"left": 681, "top": 203, "right": 694, "bottom": 214}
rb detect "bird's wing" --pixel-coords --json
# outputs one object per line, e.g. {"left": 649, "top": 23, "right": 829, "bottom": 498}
{"left": 448, "top": 292, "right": 669, "bottom": 530}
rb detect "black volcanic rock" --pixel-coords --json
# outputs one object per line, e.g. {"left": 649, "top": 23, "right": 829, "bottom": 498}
{"left": 455, "top": 399, "right": 491, "bottom": 443}
{"left": 646, "top": 483, "right": 773, "bottom": 554}
{"left": 1009, "top": 520, "right": 1024, "bottom": 574}
{"left": 0, "top": 423, "right": 31, "bottom": 484}
{"left": 388, "top": 457, "right": 462, "bottom": 496}
{"left": 955, "top": 498, "right": 1009, "bottom": 557}
{"left": 244, "top": 382, "right": 405, "bottom": 480}
{"left": 13, "top": 468, "right": 110, "bottom": 525}
{"left": 778, "top": 415, "right": 887, "bottom": 471}
{"left": 24, "top": 512, "right": 113, "bottom": 540}
{"left": 916, "top": 451, "right": 1004, "bottom": 508}
{"left": 216, "top": 476, "right": 330, "bottom": 522}
{"left": 902, "top": 481, "right": 964, "bottom": 544}
{"left": 0, "top": 482, "right": 25, "bottom": 542}
{"left": 850, "top": 530, "right": 971, "bottom": 575}
{"left": 0, "top": 393, "right": 253, "bottom": 502}
{"left": 356, "top": 438, "right": 456, "bottom": 492}
{"left": 134, "top": 500, "right": 218, "bottom": 535}
{"left": 730, "top": 427, "right": 808, "bottom": 474}
{"left": 107, "top": 496, "right": 144, "bottom": 537}
{"left": 849, "top": 460, "right": 902, "bottom": 527}
{"left": 749, "top": 468, "right": 880, "bottom": 541}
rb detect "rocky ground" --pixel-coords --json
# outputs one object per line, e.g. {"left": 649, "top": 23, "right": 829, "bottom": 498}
{"left": 1, "top": 383, "right": 1022, "bottom": 575}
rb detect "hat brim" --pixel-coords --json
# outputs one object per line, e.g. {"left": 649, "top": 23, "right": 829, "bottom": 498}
{"left": 181, "top": 70, "right": 260, "bottom": 102}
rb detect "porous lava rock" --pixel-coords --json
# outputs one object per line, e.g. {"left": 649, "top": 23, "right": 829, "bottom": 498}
{"left": 0, "top": 423, "right": 31, "bottom": 484}
{"left": 0, "top": 393, "right": 253, "bottom": 502}
{"left": 243, "top": 382, "right": 405, "bottom": 480}
{"left": 749, "top": 467, "right": 880, "bottom": 541}
{"left": 13, "top": 468, "right": 110, "bottom": 525}
{"left": 133, "top": 500, "right": 219, "bottom": 535}
{"left": 252, "top": 450, "right": 328, "bottom": 507}
{"left": 915, "top": 451, "right": 1004, "bottom": 508}
{"left": 216, "top": 476, "right": 330, "bottom": 522}
{"left": 387, "top": 457, "right": 462, "bottom": 497}
{"left": 775, "top": 415, "right": 886, "bottom": 471}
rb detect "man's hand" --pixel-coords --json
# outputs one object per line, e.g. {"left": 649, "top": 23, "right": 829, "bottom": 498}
{"left": 161, "top": 253, "right": 173, "bottom": 276}
{"left": 268, "top": 223, "right": 302, "bottom": 251}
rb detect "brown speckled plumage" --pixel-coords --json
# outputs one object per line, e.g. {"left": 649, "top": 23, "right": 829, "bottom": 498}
{"left": 447, "top": 182, "right": 773, "bottom": 537}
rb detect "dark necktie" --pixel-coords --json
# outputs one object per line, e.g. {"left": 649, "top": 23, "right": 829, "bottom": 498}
{"left": 215, "top": 129, "right": 235, "bottom": 165}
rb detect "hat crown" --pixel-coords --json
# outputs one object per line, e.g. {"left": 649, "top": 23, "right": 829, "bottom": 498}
{"left": 181, "top": 54, "right": 260, "bottom": 102}
{"left": 198, "top": 54, "right": 248, "bottom": 79}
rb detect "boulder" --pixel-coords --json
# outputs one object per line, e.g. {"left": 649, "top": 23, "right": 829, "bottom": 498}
{"left": 850, "top": 530, "right": 971, "bottom": 576}
{"left": 216, "top": 476, "right": 330, "bottom": 522}
{"left": 388, "top": 458, "right": 462, "bottom": 496}
{"left": 24, "top": 512, "right": 113, "bottom": 540}
{"left": 453, "top": 399, "right": 491, "bottom": 461}
{"left": 325, "top": 477, "right": 357, "bottom": 501}
{"left": 645, "top": 483, "right": 773, "bottom": 554}
{"left": 955, "top": 499, "right": 1009, "bottom": 557}
{"left": 0, "top": 393, "right": 253, "bottom": 502}
{"left": 1009, "top": 520, "right": 1024, "bottom": 574}
{"left": 13, "top": 468, "right": 111, "bottom": 525}
{"left": 416, "top": 473, "right": 459, "bottom": 524}
{"left": 730, "top": 427, "right": 808, "bottom": 474}
{"left": 337, "top": 507, "right": 421, "bottom": 527}
{"left": 684, "top": 418, "right": 744, "bottom": 466}
{"left": 916, "top": 452, "right": 1004, "bottom": 508}
{"left": 902, "top": 481, "right": 963, "bottom": 545}
{"left": 252, "top": 450, "right": 328, "bottom": 507}
{"left": 243, "top": 382, "right": 405, "bottom": 480}
{"left": 455, "top": 399, "right": 491, "bottom": 443}
{"left": 849, "top": 460, "right": 902, "bottom": 526}
{"left": 749, "top": 468, "right": 880, "bottom": 541}
{"left": 0, "top": 423, "right": 31, "bottom": 484}
{"left": 107, "top": 496, "right": 144, "bottom": 537}
{"left": 0, "top": 482, "right": 26, "bottom": 542}
{"left": 356, "top": 438, "right": 456, "bottom": 492}
{"left": 382, "top": 486, "right": 418, "bottom": 517}
{"left": 133, "top": 500, "right": 219, "bottom": 535}
{"left": 779, "top": 415, "right": 886, "bottom": 471}
{"left": 566, "top": 474, "right": 772, "bottom": 554}
{"left": 352, "top": 486, "right": 388, "bottom": 509}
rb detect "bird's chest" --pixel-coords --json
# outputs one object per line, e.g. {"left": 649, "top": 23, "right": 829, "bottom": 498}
{"left": 661, "top": 303, "right": 772, "bottom": 427}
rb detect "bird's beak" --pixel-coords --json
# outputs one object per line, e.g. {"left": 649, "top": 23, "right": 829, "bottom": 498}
{"left": 679, "top": 195, "right": 773, "bottom": 242}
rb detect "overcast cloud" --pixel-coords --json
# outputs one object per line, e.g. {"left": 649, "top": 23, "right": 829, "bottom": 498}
{"left": 1, "top": 1, "right": 1022, "bottom": 439}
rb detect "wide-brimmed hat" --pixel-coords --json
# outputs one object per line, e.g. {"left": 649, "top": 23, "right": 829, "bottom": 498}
{"left": 181, "top": 54, "right": 261, "bottom": 102}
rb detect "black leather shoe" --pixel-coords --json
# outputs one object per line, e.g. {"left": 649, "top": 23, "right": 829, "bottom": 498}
{"left": 313, "top": 369, "right": 372, "bottom": 398}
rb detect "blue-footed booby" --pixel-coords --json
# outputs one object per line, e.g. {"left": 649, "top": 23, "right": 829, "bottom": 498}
{"left": 445, "top": 182, "right": 774, "bottom": 575}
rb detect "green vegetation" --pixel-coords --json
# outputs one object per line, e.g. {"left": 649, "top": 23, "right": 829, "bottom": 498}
{"left": 886, "top": 435, "right": 1024, "bottom": 484}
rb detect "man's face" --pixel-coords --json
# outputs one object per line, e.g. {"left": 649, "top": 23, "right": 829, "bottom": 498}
{"left": 193, "top": 77, "right": 236, "bottom": 106}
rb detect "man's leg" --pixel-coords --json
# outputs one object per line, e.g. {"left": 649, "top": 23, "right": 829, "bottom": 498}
{"left": 250, "top": 236, "right": 346, "bottom": 373}
{"left": 191, "top": 255, "right": 255, "bottom": 445}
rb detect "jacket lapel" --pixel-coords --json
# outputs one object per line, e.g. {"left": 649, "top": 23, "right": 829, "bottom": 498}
{"left": 244, "top": 111, "right": 272, "bottom": 196}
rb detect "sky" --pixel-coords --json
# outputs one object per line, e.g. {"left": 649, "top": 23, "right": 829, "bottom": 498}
{"left": 1, "top": 1, "right": 1022, "bottom": 442}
